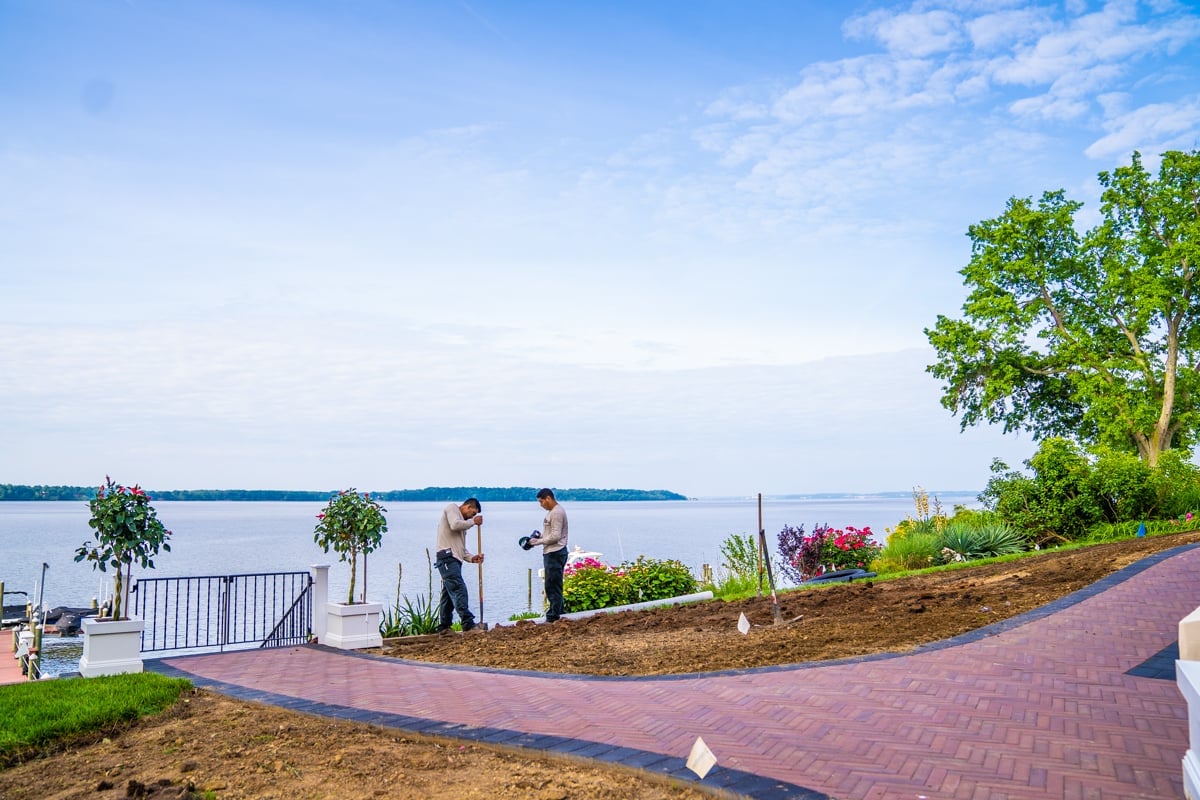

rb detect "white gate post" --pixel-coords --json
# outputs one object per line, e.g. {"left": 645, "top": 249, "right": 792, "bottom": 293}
{"left": 1178, "top": 606, "right": 1200, "bottom": 798}
{"left": 311, "top": 565, "right": 329, "bottom": 644}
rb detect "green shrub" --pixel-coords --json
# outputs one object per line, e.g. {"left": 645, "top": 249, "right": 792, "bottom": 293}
{"left": 379, "top": 554, "right": 438, "bottom": 637}
{"left": 624, "top": 556, "right": 696, "bottom": 602}
{"left": 982, "top": 439, "right": 1105, "bottom": 544}
{"left": 1088, "top": 449, "right": 1160, "bottom": 522}
{"left": 944, "top": 506, "right": 999, "bottom": 526}
{"left": 708, "top": 570, "right": 760, "bottom": 600}
{"left": 709, "top": 533, "right": 764, "bottom": 599}
{"left": 1087, "top": 517, "right": 1193, "bottom": 542}
{"left": 874, "top": 530, "right": 942, "bottom": 574}
{"left": 983, "top": 439, "right": 1200, "bottom": 543}
{"left": 719, "top": 533, "right": 760, "bottom": 581}
{"left": 380, "top": 593, "right": 438, "bottom": 637}
{"left": 1156, "top": 451, "right": 1200, "bottom": 518}
{"left": 1165, "top": 488, "right": 1200, "bottom": 521}
{"left": 563, "top": 562, "right": 634, "bottom": 612}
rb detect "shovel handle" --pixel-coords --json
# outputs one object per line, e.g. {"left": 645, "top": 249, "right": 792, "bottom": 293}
{"left": 476, "top": 522, "right": 484, "bottom": 624}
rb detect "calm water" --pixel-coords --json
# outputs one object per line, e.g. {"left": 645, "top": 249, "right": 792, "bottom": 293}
{"left": 3, "top": 494, "right": 979, "bottom": 675}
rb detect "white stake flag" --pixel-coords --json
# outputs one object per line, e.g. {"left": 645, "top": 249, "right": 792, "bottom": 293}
{"left": 686, "top": 736, "right": 718, "bottom": 779}
{"left": 737, "top": 612, "right": 751, "bottom": 635}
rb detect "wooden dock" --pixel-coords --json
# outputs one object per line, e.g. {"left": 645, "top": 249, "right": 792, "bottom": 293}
{"left": 0, "top": 628, "right": 28, "bottom": 686}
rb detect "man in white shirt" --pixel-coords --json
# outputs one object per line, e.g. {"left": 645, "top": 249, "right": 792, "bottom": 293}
{"left": 533, "top": 488, "right": 568, "bottom": 622}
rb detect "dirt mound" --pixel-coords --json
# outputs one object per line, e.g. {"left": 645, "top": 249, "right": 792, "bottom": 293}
{"left": 379, "top": 531, "right": 1200, "bottom": 676}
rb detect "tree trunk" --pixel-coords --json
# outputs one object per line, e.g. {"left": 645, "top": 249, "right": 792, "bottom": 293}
{"left": 112, "top": 570, "right": 124, "bottom": 620}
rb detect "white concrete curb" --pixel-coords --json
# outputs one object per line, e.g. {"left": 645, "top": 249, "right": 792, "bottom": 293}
{"left": 496, "top": 590, "right": 715, "bottom": 627}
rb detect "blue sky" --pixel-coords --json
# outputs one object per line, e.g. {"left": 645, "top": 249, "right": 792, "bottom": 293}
{"left": 2, "top": 0, "right": 1199, "bottom": 497}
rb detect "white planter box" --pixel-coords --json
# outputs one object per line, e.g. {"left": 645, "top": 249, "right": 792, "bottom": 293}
{"left": 79, "top": 617, "right": 144, "bottom": 677}
{"left": 323, "top": 602, "right": 382, "bottom": 650}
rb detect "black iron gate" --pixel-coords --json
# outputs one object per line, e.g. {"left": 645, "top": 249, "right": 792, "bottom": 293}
{"left": 132, "top": 571, "right": 313, "bottom": 653}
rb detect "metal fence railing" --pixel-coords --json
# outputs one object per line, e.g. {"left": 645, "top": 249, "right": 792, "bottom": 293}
{"left": 132, "top": 571, "right": 312, "bottom": 654}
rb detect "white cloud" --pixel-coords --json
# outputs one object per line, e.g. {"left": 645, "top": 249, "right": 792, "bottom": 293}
{"left": 989, "top": 0, "right": 1198, "bottom": 89}
{"left": 693, "top": 0, "right": 1200, "bottom": 221}
{"left": 704, "top": 88, "right": 772, "bottom": 122}
{"left": 772, "top": 56, "right": 949, "bottom": 121}
{"left": 1085, "top": 95, "right": 1200, "bottom": 159}
{"left": 1009, "top": 63, "right": 1124, "bottom": 120}
{"left": 966, "top": 8, "right": 1054, "bottom": 52}
{"left": 845, "top": 8, "right": 966, "bottom": 57}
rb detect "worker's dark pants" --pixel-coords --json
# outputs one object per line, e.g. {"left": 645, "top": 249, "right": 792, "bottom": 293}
{"left": 436, "top": 550, "right": 474, "bottom": 630}
{"left": 543, "top": 548, "right": 568, "bottom": 622}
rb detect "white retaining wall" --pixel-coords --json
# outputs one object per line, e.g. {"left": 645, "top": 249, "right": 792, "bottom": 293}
{"left": 1178, "top": 608, "right": 1200, "bottom": 798}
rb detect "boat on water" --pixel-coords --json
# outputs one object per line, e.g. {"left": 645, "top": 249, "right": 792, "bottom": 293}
{"left": 2, "top": 596, "right": 29, "bottom": 627}
{"left": 4, "top": 603, "right": 99, "bottom": 635}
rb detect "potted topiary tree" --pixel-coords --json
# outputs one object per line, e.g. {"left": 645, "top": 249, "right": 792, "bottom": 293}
{"left": 74, "top": 476, "right": 172, "bottom": 676}
{"left": 313, "top": 488, "right": 387, "bottom": 649}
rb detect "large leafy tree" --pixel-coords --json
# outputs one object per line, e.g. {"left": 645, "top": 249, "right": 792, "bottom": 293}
{"left": 926, "top": 150, "right": 1200, "bottom": 465}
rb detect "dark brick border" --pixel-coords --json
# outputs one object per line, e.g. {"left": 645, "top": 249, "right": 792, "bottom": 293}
{"left": 147, "top": 660, "right": 828, "bottom": 800}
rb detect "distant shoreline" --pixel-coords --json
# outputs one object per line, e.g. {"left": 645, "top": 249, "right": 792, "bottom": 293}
{"left": 0, "top": 485, "right": 687, "bottom": 503}
{"left": 0, "top": 484, "right": 981, "bottom": 503}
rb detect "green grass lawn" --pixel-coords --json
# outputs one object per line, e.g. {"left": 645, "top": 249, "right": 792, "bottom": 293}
{"left": 0, "top": 671, "right": 190, "bottom": 764}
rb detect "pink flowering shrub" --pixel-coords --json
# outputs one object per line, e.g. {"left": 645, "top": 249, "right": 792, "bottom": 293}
{"left": 826, "top": 527, "right": 882, "bottom": 570}
{"left": 778, "top": 524, "right": 882, "bottom": 583}
{"left": 564, "top": 557, "right": 609, "bottom": 577}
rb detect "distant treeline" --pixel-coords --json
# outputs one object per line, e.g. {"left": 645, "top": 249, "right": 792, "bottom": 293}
{"left": 0, "top": 484, "right": 687, "bottom": 503}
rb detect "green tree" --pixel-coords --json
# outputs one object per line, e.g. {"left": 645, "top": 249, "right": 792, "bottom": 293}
{"left": 313, "top": 489, "right": 388, "bottom": 604}
{"left": 926, "top": 150, "right": 1200, "bottom": 466}
{"left": 75, "top": 478, "right": 172, "bottom": 620}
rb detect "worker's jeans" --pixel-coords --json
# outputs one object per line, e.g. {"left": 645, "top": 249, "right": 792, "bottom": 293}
{"left": 543, "top": 548, "right": 568, "bottom": 622}
{"left": 436, "top": 551, "right": 475, "bottom": 630}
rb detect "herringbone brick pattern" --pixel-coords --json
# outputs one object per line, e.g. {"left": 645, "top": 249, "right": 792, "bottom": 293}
{"left": 153, "top": 545, "right": 1200, "bottom": 799}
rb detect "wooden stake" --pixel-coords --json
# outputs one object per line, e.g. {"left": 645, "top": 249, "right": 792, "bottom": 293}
{"left": 756, "top": 493, "right": 764, "bottom": 597}
{"left": 759, "top": 525, "right": 784, "bottom": 625}
{"left": 476, "top": 521, "right": 485, "bottom": 628}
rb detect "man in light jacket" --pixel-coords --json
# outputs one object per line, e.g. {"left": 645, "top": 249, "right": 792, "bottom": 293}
{"left": 434, "top": 498, "right": 484, "bottom": 633}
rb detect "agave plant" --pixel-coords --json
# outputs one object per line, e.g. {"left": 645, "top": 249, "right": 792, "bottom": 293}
{"left": 970, "top": 522, "right": 1027, "bottom": 558}
{"left": 938, "top": 522, "right": 980, "bottom": 562}
{"left": 939, "top": 521, "right": 1027, "bottom": 563}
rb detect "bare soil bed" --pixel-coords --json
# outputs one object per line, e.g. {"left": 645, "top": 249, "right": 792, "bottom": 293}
{"left": 3, "top": 531, "right": 1197, "bottom": 800}
{"left": 380, "top": 530, "right": 1200, "bottom": 675}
